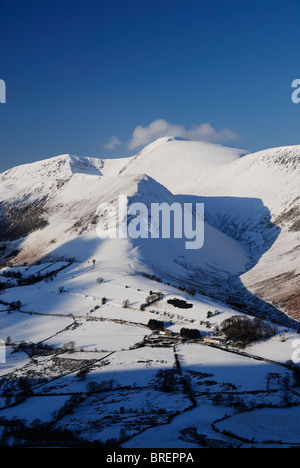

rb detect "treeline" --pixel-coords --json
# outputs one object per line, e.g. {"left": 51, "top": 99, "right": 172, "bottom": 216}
{"left": 0, "top": 417, "right": 115, "bottom": 448}
{"left": 140, "top": 292, "right": 163, "bottom": 310}
{"left": 142, "top": 273, "right": 196, "bottom": 296}
{"left": 1, "top": 263, "right": 70, "bottom": 288}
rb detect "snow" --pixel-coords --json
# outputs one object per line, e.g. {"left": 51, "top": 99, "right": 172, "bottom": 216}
{"left": 0, "top": 348, "right": 30, "bottom": 377}
{"left": 1, "top": 395, "right": 70, "bottom": 424}
{"left": 123, "top": 402, "right": 232, "bottom": 448}
{"left": 117, "top": 139, "right": 300, "bottom": 317}
{"left": 0, "top": 138, "right": 299, "bottom": 447}
{"left": 0, "top": 311, "right": 72, "bottom": 344}
{"left": 177, "top": 343, "right": 289, "bottom": 392}
{"left": 45, "top": 320, "right": 147, "bottom": 352}
{"left": 0, "top": 264, "right": 298, "bottom": 447}
{"left": 117, "top": 137, "right": 247, "bottom": 195}
{"left": 245, "top": 332, "right": 300, "bottom": 364}
{"left": 216, "top": 407, "right": 300, "bottom": 444}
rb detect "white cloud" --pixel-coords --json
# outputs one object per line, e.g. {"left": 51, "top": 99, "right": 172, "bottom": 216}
{"left": 128, "top": 119, "right": 242, "bottom": 149}
{"left": 103, "top": 136, "right": 122, "bottom": 150}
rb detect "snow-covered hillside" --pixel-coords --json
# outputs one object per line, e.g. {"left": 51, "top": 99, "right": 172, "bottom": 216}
{"left": 118, "top": 139, "right": 300, "bottom": 319}
{"left": 116, "top": 137, "right": 247, "bottom": 193}
{"left": 1, "top": 140, "right": 299, "bottom": 322}
{"left": 0, "top": 139, "right": 299, "bottom": 448}
{"left": 0, "top": 155, "right": 247, "bottom": 279}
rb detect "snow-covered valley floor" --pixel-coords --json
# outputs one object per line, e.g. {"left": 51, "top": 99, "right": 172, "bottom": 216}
{"left": 0, "top": 260, "right": 299, "bottom": 448}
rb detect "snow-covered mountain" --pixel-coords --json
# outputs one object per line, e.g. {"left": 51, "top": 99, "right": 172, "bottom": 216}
{"left": 117, "top": 139, "right": 300, "bottom": 320}
{"left": 1, "top": 139, "right": 300, "bottom": 448}
{"left": 0, "top": 151, "right": 248, "bottom": 300}
{"left": 0, "top": 139, "right": 299, "bottom": 324}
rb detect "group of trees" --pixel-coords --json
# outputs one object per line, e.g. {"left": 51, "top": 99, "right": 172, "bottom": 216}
{"left": 147, "top": 319, "right": 164, "bottom": 331}
{"left": 155, "top": 369, "right": 181, "bottom": 393}
{"left": 1, "top": 270, "right": 23, "bottom": 279}
{"left": 219, "top": 316, "right": 276, "bottom": 346}
{"left": 140, "top": 292, "right": 163, "bottom": 311}
{"left": 167, "top": 298, "right": 193, "bottom": 309}
{"left": 141, "top": 273, "right": 196, "bottom": 297}
{"left": 62, "top": 341, "right": 76, "bottom": 352}
{"left": 180, "top": 328, "right": 202, "bottom": 340}
{"left": 86, "top": 380, "right": 116, "bottom": 396}
{"left": 8, "top": 300, "right": 22, "bottom": 311}
{"left": 1, "top": 264, "right": 69, "bottom": 288}
{"left": 207, "top": 310, "right": 220, "bottom": 319}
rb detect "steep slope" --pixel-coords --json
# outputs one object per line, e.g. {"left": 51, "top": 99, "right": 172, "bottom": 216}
{"left": 0, "top": 155, "right": 249, "bottom": 287}
{"left": 181, "top": 146, "right": 300, "bottom": 318}
{"left": 119, "top": 139, "right": 300, "bottom": 318}
{"left": 197, "top": 146, "right": 300, "bottom": 318}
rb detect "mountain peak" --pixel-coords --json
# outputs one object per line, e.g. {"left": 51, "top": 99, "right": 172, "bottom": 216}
{"left": 0, "top": 154, "right": 105, "bottom": 202}
{"left": 37, "top": 153, "right": 104, "bottom": 177}
{"left": 1, "top": 154, "right": 104, "bottom": 180}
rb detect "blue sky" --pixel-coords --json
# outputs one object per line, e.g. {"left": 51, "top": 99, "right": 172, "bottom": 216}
{"left": 0, "top": 0, "right": 300, "bottom": 171}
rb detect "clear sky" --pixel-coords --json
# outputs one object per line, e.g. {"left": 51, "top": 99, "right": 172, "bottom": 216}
{"left": 1, "top": 0, "right": 300, "bottom": 172}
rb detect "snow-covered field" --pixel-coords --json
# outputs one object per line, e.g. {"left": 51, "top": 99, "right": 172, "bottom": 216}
{"left": 215, "top": 406, "right": 300, "bottom": 445}
{"left": 0, "top": 262, "right": 299, "bottom": 447}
